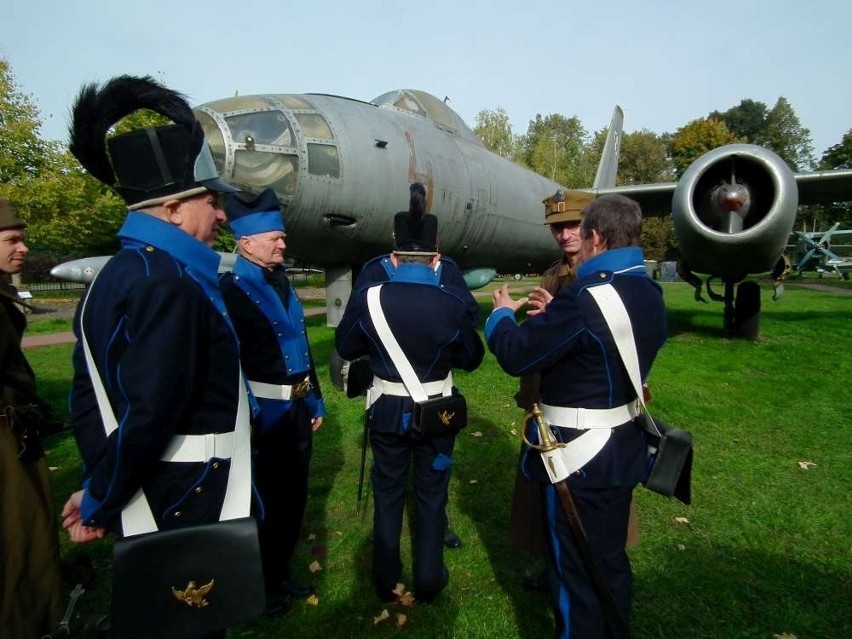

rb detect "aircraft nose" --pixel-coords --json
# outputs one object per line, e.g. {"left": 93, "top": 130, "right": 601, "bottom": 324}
{"left": 194, "top": 98, "right": 300, "bottom": 199}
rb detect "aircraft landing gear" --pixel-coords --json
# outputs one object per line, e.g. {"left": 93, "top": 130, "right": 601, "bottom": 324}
{"left": 707, "top": 276, "right": 761, "bottom": 339}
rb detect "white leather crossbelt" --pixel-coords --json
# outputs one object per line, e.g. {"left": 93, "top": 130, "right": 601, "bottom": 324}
{"left": 540, "top": 402, "right": 638, "bottom": 430}
{"left": 366, "top": 374, "right": 453, "bottom": 408}
{"left": 249, "top": 378, "right": 311, "bottom": 401}
{"left": 160, "top": 432, "right": 235, "bottom": 463}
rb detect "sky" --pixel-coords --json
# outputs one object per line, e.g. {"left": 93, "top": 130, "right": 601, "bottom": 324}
{"left": 3, "top": 0, "right": 851, "bottom": 158}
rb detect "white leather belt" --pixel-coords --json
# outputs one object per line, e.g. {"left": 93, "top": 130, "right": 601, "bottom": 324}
{"left": 366, "top": 374, "right": 453, "bottom": 408}
{"left": 160, "top": 432, "right": 235, "bottom": 463}
{"left": 540, "top": 402, "right": 638, "bottom": 430}
{"left": 249, "top": 377, "right": 311, "bottom": 401}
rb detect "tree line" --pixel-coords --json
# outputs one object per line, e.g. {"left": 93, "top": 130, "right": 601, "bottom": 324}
{"left": 2, "top": 57, "right": 850, "bottom": 262}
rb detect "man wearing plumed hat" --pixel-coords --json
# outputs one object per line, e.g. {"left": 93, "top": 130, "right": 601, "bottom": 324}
{"left": 0, "top": 198, "right": 62, "bottom": 639}
{"left": 220, "top": 187, "right": 325, "bottom": 603}
{"left": 59, "top": 75, "right": 249, "bottom": 638}
{"left": 335, "top": 183, "right": 484, "bottom": 603}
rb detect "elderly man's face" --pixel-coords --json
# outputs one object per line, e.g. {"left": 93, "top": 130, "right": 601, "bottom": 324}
{"left": 0, "top": 229, "right": 29, "bottom": 275}
{"left": 243, "top": 231, "right": 287, "bottom": 270}
{"left": 174, "top": 192, "right": 227, "bottom": 246}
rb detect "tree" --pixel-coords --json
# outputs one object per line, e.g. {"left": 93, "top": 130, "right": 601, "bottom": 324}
{"left": 669, "top": 118, "right": 742, "bottom": 177}
{"left": 762, "top": 97, "right": 814, "bottom": 171}
{"left": 0, "top": 58, "right": 52, "bottom": 183}
{"left": 709, "top": 99, "right": 769, "bottom": 145}
{"left": 473, "top": 108, "right": 515, "bottom": 159}
{"left": 816, "top": 129, "right": 852, "bottom": 227}
{"left": 518, "top": 113, "right": 591, "bottom": 187}
{"left": 617, "top": 130, "right": 675, "bottom": 186}
{"left": 0, "top": 56, "right": 127, "bottom": 253}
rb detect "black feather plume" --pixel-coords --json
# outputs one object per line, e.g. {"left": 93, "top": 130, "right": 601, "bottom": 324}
{"left": 68, "top": 75, "right": 195, "bottom": 186}
{"left": 408, "top": 182, "right": 427, "bottom": 228}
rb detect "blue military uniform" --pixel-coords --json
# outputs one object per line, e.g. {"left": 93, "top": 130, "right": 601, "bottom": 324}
{"left": 336, "top": 262, "right": 484, "bottom": 601}
{"left": 486, "top": 246, "right": 667, "bottom": 639}
{"left": 336, "top": 182, "right": 484, "bottom": 602}
{"left": 220, "top": 188, "right": 325, "bottom": 594}
{"left": 71, "top": 212, "right": 243, "bottom": 533}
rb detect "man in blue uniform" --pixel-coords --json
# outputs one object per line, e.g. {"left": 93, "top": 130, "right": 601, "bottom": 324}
{"left": 59, "top": 73, "right": 248, "bottom": 593}
{"left": 348, "top": 183, "right": 478, "bottom": 550}
{"left": 220, "top": 188, "right": 325, "bottom": 600}
{"left": 335, "top": 190, "right": 484, "bottom": 603}
{"left": 486, "top": 195, "right": 667, "bottom": 639}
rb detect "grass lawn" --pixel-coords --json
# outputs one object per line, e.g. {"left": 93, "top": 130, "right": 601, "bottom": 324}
{"left": 28, "top": 281, "right": 851, "bottom": 639}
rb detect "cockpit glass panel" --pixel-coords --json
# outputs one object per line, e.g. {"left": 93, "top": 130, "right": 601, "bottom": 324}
{"left": 307, "top": 144, "right": 340, "bottom": 178}
{"left": 225, "top": 111, "right": 294, "bottom": 147}
{"left": 294, "top": 113, "right": 333, "bottom": 140}
{"left": 202, "top": 96, "right": 278, "bottom": 112}
{"left": 408, "top": 90, "right": 457, "bottom": 132}
{"left": 232, "top": 150, "right": 298, "bottom": 197}
{"left": 392, "top": 94, "right": 428, "bottom": 118}
{"left": 270, "top": 95, "right": 314, "bottom": 110}
{"left": 194, "top": 110, "right": 227, "bottom": 173}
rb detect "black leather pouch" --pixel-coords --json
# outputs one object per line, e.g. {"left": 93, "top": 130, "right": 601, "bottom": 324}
{"left": 111, "top": 516, "right": 265, "bottom": 639}
{"left": 644, "top": 420, "right": 693, "bottom": 505}
{"left": 4, "top": 404, "right": 47, "bottom": 462}
{"left": 413, "top": 394, "right": 467, "bottom": 437}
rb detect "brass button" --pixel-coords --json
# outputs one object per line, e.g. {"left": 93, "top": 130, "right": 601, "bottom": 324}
{"left": 145, "top": 246, "right": 155, "bottom": 253}
{"left": 194, "top": 487, "right": 204, "bottom": 494}
{"left": 174, "top": 511, "right": 182, "bottom": 518}
{"left": 212, "top": 462, "right": 220, "bottom": 470}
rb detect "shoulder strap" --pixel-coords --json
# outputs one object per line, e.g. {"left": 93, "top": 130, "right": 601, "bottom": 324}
{"left": 586, "top": 283, "right": 661, "bottom": 438}
{"left": 366, "top": 285, "right": 428, "bottom": 403}
{"left": 79, "top": 278, "right": 252, "bottom": 536}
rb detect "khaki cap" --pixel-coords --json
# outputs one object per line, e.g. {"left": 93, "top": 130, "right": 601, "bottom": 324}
{"left": 543, "top": 190, "right": 595, "bottom": 225}
{"left": 0, "top": 198, "right": 27, "bottom": 231}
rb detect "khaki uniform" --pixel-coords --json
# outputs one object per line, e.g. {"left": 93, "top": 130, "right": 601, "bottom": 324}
{"left": 0, "top": 281, "right": 62, "bottom": 639}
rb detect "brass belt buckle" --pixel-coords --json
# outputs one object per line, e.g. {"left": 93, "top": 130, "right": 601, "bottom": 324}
{"left": 291, "top": 378, "right": 311, "bottom": 401}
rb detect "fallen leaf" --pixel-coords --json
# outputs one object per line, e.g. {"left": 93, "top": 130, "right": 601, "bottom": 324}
{"left": 306, "top": 594, "right": 319, "bottom": 606}
{"left": 392, "top": 583, "right": 406, "bottom": 596}
{"left": 674, "top": 516, "right": 690, "bottom": 524}
{"left": 798, "top": 461, "right": 816, "bottom": 470}
{"left": 469, "top": 479, "right": 478, "bottom": 484}
{"left": 399, "top": 591, "right": 415, "bottom": 607}
{"left": 373, "top": 609, "right": 390, "bottom": 625}
{"left": 676, "top": 544, "right": 686, "bottom": 551}
{"left": 471, "top": 431, "right": 483, "bottom": 437}
{"left": 510, "top": 429, "right": 517, "bottom": 436}
{"left": 773, "top": 634, "right": 798, "bottom": 639}
{"left": 306, "top": 533, "right": 317, "bottom": 541}
{"left": 308, "top": 560, "right": 322, "bottom": 573}
{"left": 49, "top": 466, "right": 59, "bottom": 471}
{"left": 396, "top": 613, "right": 407, "bottom": 627}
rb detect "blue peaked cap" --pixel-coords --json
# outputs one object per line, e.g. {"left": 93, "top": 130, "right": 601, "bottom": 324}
{"left": 226, "top": 188, "right": 285, "bottom": 238}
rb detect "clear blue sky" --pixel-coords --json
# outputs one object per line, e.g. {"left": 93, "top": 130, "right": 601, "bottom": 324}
{"left": 3, "top": 0, "right": 850, "bottom": 158}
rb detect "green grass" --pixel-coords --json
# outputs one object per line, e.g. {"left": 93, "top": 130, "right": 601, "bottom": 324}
{"left": 30, "top": 282, "right": 852, "bottom": 638}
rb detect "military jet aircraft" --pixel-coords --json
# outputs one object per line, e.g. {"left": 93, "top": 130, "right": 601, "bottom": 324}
{"left": 52, "top": 88, "right": 852, "bottom": 337}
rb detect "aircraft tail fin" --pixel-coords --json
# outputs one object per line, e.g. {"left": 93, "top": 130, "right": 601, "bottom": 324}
{"left": 592, "top": 106, "right": 623, "bottom": 190}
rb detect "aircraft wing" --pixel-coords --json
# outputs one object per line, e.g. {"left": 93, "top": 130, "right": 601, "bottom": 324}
{"left": 794, "top": 169, "right": 852, "bottom": 205}
{"left": 592, "top": 182, "right": 676, "bottom": 216}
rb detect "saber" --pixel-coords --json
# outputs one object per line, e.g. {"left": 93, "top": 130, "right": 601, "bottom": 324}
{"left": 356, "top": 410, "right": 369, "bottom": 515}
{"left": 523, "top": 404, "right": 632, "bottom": 638}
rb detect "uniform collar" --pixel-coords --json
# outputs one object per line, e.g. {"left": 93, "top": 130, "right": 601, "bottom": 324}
{"left": 390, "top": 262, "right": 440, "bottom": 286}
{"left": 118, "top": 211, "right": 221, "bottom": 279}
{"left": 577, "top": 247, "right": 645, "bottom": 278}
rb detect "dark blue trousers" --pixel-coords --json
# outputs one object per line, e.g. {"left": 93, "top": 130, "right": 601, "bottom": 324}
{"left": 544, "top": 484, "right": 633, "bottom": 639}
{"left": 369, "top": 430, "right": 455, "bottom": 600}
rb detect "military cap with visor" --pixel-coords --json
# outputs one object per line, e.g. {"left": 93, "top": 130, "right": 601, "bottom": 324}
{"left": 68, "top": 75, "right": 238, "bottom": 210}
{"left": 543, "top": 189, "right": 596, "bottom": 225}
{"left": 0, "top": 198, "right": 27, "bottom": 231}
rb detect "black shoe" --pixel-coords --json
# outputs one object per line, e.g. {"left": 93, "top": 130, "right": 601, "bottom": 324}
{"left": 262, "top": 598, "right": 289, "bottom": 618}
{"left": 444, "top": 529, "right": 463, "bottom": 549}
{"left": 271, "top": 580, "right": 314, "bottom": 599}
{"left": 522, "top": 570, "right": 548, "bottom": 593}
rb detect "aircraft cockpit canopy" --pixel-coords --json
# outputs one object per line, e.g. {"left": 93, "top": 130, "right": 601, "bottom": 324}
{"left": 371, "top": 90, "right": 480, "bottom": 145}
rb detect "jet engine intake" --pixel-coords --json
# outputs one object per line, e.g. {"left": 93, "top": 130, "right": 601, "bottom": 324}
{"left": 672, "top": 144, "right": 798, "bottom": 277}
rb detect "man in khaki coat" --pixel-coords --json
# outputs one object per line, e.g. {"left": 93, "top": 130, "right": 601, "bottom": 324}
{"left": 0, "top": 198, "right": 63, "bottom": 639}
